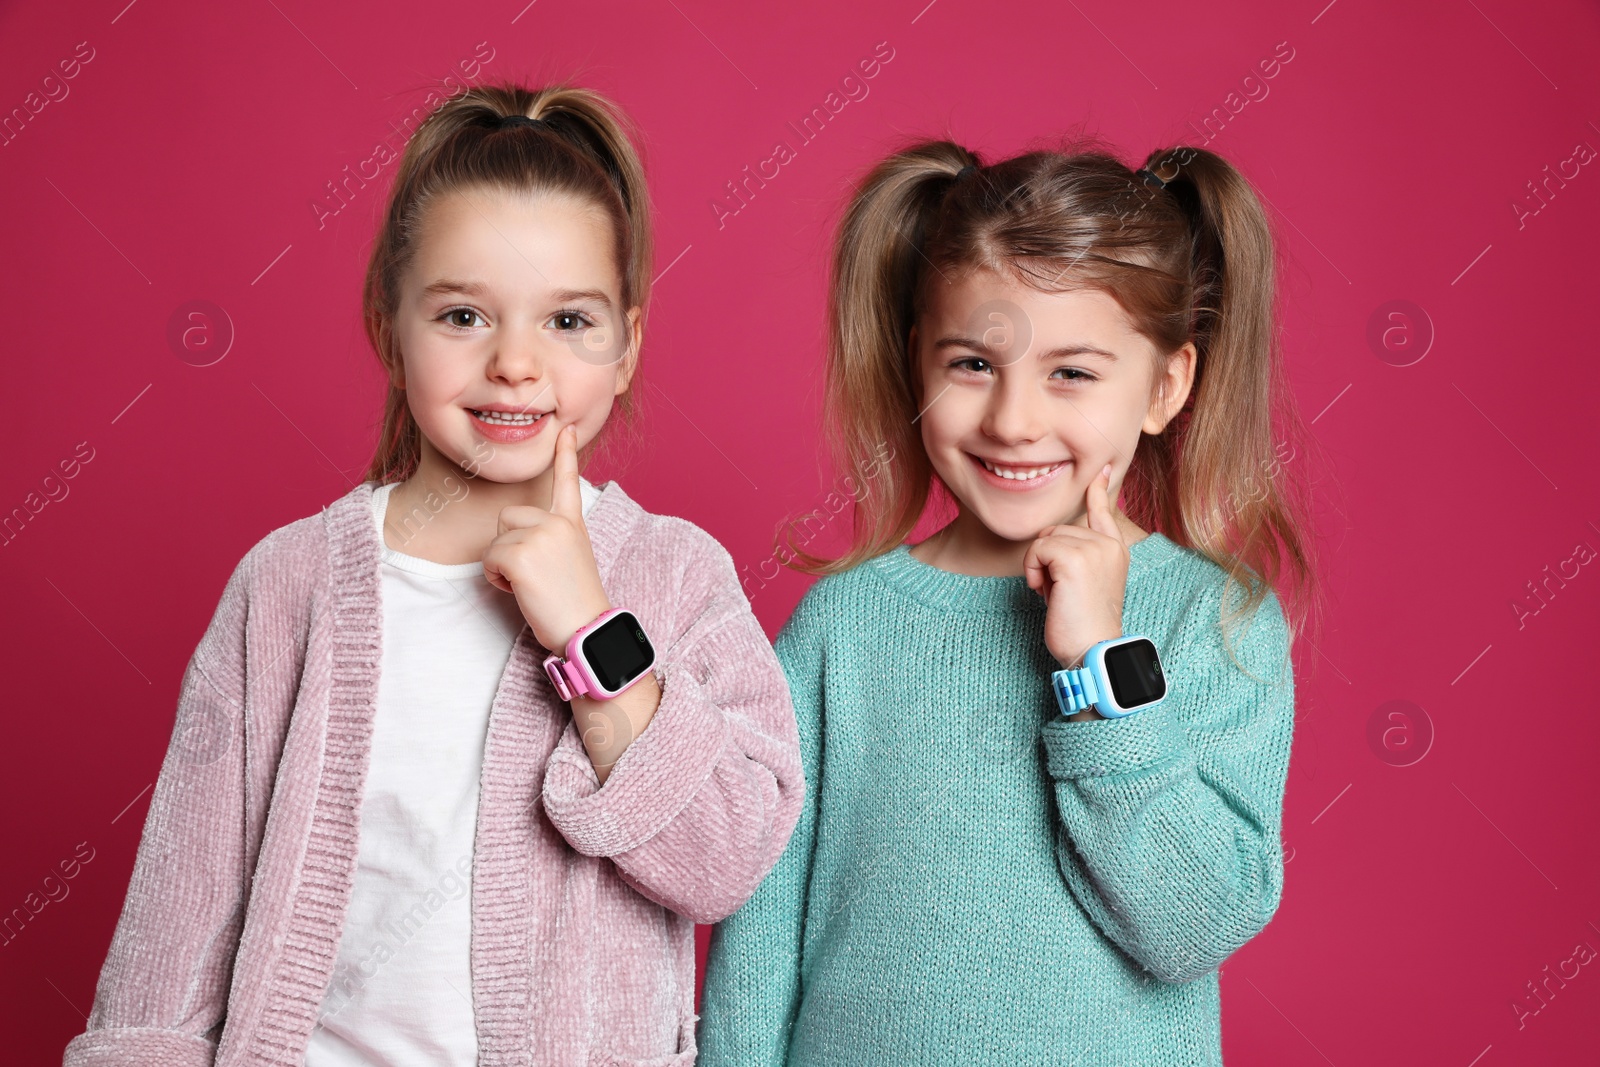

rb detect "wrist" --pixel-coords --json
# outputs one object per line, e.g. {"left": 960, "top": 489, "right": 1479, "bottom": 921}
{"left": 1055, "top": 632, "right": 1122, "bottom": 672}
{"left": 1051, "top": 633, "right": 1168, "bottom": 720}
{"left": 543, "top": 595, "right": 614, "bottom": 653}
{"left": 542, "top": 606, "right": 657, "bottom": 704}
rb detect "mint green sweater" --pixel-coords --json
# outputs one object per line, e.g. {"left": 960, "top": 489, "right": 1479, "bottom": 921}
{"left": 697, "top": 532, "right": 1295, "bottom": 1066}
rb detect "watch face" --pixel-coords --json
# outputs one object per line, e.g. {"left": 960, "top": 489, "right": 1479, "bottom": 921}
{"left": 1103, "top": 638, "right": 1166, "bottom": 709}
{"left": 581, "top": 611, "right": 656, "bottom": 693}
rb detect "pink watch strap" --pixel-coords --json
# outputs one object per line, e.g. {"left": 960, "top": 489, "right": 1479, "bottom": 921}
{"left": 542, "top": 653, "right": 589, "bottom": 701}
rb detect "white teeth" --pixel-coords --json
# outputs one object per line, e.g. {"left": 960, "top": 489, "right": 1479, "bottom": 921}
{"left": 980, "top": 457, "right": 1063, "bottom": 481}
{"left": 471, "top": 408, "right": 542, "bottom": 425}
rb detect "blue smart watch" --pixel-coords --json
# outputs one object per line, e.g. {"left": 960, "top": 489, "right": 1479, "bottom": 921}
{"left": 1051, "top": 634, "right": 1168, "bottom": 718}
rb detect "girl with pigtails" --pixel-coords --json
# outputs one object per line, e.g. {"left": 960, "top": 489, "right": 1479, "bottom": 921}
{"left": 698, "top": 137, "right": 1325, "bottom": 1066}
{"left": 64, "top": 82, "right": 804, "bottom": 1067}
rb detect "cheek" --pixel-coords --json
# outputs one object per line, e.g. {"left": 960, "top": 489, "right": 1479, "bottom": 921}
{"left": 407, "top": 373, "right": 459, "bottom": 419}
{"left": 917, "top": 413, "right": 973, "bottom": 487}
{"left": 398, "top": 337, "right": 459, "bottom": 397}
{"left": 560, "top": 365, "right": 623, "bottom": 421}
{"left": 919, "top": 392, "right": 980, "bottom": 452}
{"left": 1055, "top": 392, "right": 1136, "bottom": 442}
{"left": 916, "top": 406, "right": 953, "bottom": 459}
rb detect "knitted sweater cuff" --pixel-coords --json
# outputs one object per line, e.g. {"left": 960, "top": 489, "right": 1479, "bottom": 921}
{"left": 63, "top": 1028, "right": 217, "bottom": 1067}
{"left": 542, "top": 659, "right": 730, "bottom": 856}
{"left": 1040, "top": 701, "right": 1189, "bottom": 778}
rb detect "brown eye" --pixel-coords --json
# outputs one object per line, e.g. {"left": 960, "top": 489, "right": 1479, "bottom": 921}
{"left": 440, "top": 308, "right": 484, "bottom": 330}
{"left": 548, "top": 310, "right": 596, "bottom": 332}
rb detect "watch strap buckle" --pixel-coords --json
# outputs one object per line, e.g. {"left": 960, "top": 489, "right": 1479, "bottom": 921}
{"left": 1051, "top": 666, "right": 1100, "bottom": 716}
{"left": 543, "top": 654, "right": 589, "bottom": 701}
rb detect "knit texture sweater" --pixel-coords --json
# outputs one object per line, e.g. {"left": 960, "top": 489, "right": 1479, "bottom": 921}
{"left": 697, "top": 532, "right": 1295, "bottom": 1067}
{"left": 62, "top": 479, "right": 804, "bottom": 1067}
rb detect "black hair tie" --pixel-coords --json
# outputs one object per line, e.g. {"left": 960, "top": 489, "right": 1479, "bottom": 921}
{"left": 499, "top": 114, "right": 547, "bottom": 130}
{"left": 1136, "top": 166, "right": 1170, "bottom": 190}
{"left": 955, "top": 163, "right": 977, "bottom": 181}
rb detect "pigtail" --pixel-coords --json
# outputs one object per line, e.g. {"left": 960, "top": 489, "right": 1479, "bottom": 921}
{"left": 1137, "top": 147, "right": 1323, "bottom": 655}
{"left": 782, "top": 142, "right": 979, "bottom": 574}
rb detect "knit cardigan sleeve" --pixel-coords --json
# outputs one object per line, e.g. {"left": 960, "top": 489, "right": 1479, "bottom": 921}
{"left": 1039, "top": 582, "right": 1295, "bottom": 984}
{"left": 63, "top": 551, "right": 256, "bottom": 1067}
{"left": 695, "top": 586, "right": 826, "bottom": 1067}
{"left": 540, "top": 525, "right": 806, "bottom": 925}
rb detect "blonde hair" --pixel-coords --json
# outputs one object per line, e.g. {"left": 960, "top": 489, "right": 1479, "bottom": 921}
{"left": 360, "top": 81, "right": 654, "bottom": 484}
{"left": 787, "top": 133, "right": 1328, "bottom": 656}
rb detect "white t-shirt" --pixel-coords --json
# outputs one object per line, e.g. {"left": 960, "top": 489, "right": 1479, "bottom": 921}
{"left": 304, "top": 477, "right": 602, "bottom": 1067}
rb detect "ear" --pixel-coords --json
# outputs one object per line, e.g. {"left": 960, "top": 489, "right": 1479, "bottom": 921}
{"left": 1143, "top": 341, "right": 1196, "bottom": 435}
{"left": 614, "top": 305, "right": 644, "bottom": 395}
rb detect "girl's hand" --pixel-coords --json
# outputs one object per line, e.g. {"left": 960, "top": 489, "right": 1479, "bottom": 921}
{"left": 482, "top": 423, "right": 613, "bottom": 654}
{"left": 1023, "top": 462, "right": 1129, "bottom": 693}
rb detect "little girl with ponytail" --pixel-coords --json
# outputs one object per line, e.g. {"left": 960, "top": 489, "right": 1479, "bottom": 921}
{"left": 65, "top": 82, "right": 803, "bottom": 1067}
{"left": 699, "top": 136, "right": 1324, "bottom": 1066}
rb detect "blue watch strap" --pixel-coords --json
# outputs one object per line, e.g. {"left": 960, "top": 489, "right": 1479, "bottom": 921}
{"left": 1051, "top": 665, "right": 1100, "bottom": 716}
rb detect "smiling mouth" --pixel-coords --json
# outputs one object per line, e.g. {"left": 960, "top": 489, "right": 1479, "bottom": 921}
{"left": 971, "top": 454, "right": 1067, "bottom": 482}
{"left": 467, "top": 408, "right": 547, "bottom": 426}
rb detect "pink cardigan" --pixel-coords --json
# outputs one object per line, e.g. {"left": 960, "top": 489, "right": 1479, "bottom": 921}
{"left": 63, "top": 479, "right": 804, "bottom": 1067}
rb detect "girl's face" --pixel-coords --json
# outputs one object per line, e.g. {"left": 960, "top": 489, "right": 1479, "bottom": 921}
{"left": 910, "top": 268, "right": 1192, "bottom": 544}
{"left": 392, "top": 186, "right": 641, "bottom": 485}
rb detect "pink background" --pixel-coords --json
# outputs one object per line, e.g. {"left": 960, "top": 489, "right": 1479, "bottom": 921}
{"left": 4, "top": 0, "right": 1599, "bottom": 1063}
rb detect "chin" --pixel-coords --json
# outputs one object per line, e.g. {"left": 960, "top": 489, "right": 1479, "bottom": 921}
{"left": 981, "top": 516, "right": 1053, "bottom": 544}
{"left": 964, "top": 500, "right": 1062, "bottom": 544}
{"left": 466, "top": 462, "right": 550, "bottom": 485}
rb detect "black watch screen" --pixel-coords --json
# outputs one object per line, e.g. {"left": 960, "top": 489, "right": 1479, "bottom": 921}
{"left": 581, "top": 610, "right": 656, "bottom": 693}
{"left": 1103, "top": 637, "right": 1166, "bottom": 710}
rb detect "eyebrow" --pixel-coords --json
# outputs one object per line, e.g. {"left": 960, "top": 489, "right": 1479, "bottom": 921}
{"left": 420, "top": 279, "right": 614, "bottom": 306}
{"left": 933, "top": 336, "right": 1120, "bottom": 362}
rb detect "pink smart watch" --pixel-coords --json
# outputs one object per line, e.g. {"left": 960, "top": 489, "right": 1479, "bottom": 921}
{"left": 542, "top": 608, "right": 657, "bottom": 701}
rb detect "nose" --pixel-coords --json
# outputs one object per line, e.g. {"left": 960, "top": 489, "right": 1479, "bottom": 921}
{"left": 980, "top": 373, "right": 1047, "bottom": 445}
{"left": 485, "top": 317, "right": 547, "bottom": 385}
